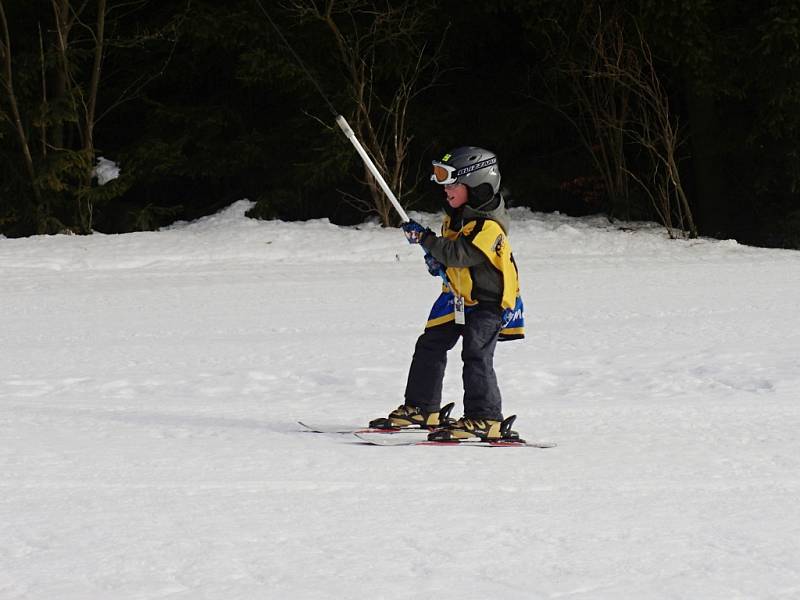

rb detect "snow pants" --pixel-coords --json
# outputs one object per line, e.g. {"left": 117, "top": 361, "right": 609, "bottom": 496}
{"left": 404, "top": 305, "right": 503, "bottom": 421}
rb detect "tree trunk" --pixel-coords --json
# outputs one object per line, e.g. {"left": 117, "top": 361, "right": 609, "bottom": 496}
{"left": 77, "top": 0, "right": 106, "bottom": 234}
{"left": 0, "top": 0, "right": 44, "bottom": 227}
{"left": 684, "top": 75, "right": 727, "bottom": 238}
{"left": 50, "top": 0, "right": 70, "bottom": 149}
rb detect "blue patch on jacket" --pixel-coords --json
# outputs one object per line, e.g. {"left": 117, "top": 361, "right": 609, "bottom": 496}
{"left": 425, "top": 292, "right": 525, "bottom": 341}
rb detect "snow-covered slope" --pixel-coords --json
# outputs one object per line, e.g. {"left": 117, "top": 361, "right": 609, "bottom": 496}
{"left": 2, "top": 200, "right": 800, "bottom": 599}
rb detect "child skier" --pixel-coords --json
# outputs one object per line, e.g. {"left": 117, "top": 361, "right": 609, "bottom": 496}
{"left": 369, "top": 147, "right": 524, "bottom": 441}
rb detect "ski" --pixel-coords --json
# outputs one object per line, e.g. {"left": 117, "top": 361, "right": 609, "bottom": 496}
{"left": 353, "top": 432, "right": 556, "bottom": 448}
{"left": 298, "top": 421, "right": 430, "bottom": 435}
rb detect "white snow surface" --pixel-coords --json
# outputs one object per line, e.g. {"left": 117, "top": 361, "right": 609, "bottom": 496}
{"left": 2, "top": 199, "right": 800, "bottom": 599}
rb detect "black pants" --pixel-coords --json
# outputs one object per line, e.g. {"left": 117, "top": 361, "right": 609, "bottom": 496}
{"left": 404, "top": 306, "right": 503, "bottom": 420}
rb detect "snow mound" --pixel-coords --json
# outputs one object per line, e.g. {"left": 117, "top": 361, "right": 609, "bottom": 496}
{"left": 92, "top": 156, "right": 121, "bottom": 185}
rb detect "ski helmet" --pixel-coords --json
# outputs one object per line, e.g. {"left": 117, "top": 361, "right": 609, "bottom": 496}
{"left": 431, "top": 146, "right": 501, "bottom": 195}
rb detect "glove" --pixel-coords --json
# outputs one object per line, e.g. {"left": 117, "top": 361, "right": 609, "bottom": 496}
{"left": 424, "top": 253, "right": 445, "bottom": 277}
{"left": 401, "top": 220, "right": 432, "bottom": 244}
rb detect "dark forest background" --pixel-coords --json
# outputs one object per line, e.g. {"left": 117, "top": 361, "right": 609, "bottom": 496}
{"left": 2, "top": 0, "right": 800, "bottom": 248}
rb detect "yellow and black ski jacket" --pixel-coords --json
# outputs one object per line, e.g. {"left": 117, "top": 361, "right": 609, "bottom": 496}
{"left": 420, "top": 196, "right": 524, "bottom": 340}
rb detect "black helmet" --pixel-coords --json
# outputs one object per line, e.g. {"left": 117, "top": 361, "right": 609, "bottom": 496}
{"left": 431, "top": 146, "right": 501, "bottom": 195}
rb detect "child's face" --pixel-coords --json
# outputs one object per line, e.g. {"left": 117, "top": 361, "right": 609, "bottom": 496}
{"left": 444, "top": 183, "right": 468, "bottom": 208}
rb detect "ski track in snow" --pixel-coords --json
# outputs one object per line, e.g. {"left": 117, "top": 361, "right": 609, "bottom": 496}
{"left": 2, "top": 200, "right": 800, "bottom": 599}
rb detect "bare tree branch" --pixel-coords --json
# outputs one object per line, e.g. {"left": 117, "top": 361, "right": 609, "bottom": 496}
{"left": 536, "top": 3, "right": 696, "bottom": 237}
{"left": 282, "top": 0, "right": 447, "bottom": 225}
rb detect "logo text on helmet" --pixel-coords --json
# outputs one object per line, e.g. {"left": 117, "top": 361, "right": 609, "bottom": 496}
{"left": 454, "top": 157, "right": 497, "bottom": 178}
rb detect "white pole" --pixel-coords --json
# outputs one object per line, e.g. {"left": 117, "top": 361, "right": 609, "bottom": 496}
{"left": 335, "top": 115, "right": 410, "bottom": 223}
{"left": 336, "top": 115, "right": 451, "bottom": 288}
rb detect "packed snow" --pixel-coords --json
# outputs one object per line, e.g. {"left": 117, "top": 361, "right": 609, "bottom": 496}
{"left": 91, "top": 157, "right": 120, "bottom": 186}
{"left": 2, "top": 200, "right": 800, "bottom": 599}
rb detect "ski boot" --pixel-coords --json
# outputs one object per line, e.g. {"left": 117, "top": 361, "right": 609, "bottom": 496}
{"left": 427, "top": 414, "right": 521, "bottom": 442}
{"left": 369, "top": 402, "right": 455, "bottom": 430}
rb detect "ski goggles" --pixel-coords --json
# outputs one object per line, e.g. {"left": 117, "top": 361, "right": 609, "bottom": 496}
{"left": 431, "top": 162, "right": 458, "bottom": 185}
{"left": 431, "top": 157, "right": 497, "bottom": 185}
